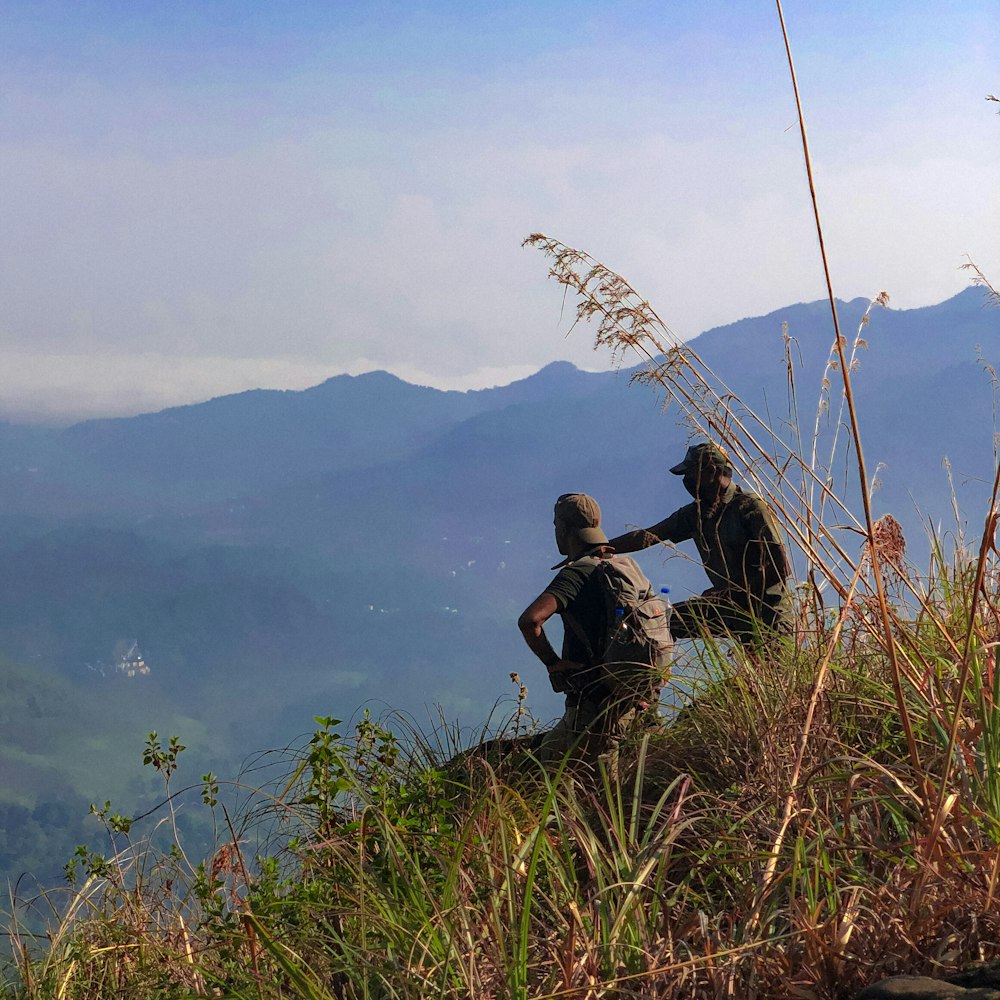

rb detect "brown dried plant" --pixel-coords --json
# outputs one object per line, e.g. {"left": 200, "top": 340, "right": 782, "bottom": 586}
{"left": 524, "top": 231, "right": 869, "bottom": 611}
{"left": 863, "top": 512, "right": 907, "bottom": 584}
{"left": 961, "top": 255, "right": 1000, "bottom": 308}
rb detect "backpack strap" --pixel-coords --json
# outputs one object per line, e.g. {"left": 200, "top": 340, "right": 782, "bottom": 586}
{"left": 559, "top": 556, "right": 608, "bottom": 664}
{"left": 561, "top": 608, "right": 597, "bottom": 663}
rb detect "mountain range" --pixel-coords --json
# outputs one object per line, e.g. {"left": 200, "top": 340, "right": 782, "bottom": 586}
{"left": 0, "top": 285, "right": 996, "bottom": 886}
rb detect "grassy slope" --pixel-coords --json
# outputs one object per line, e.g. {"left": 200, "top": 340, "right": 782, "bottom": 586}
{"left": 4, "top": 581, "right": 1000, "bottom": 1000}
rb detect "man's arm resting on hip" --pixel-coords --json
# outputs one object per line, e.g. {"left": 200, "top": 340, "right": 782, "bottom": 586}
{"left": 518, "top": 592, "right": 578, "bottom": 673}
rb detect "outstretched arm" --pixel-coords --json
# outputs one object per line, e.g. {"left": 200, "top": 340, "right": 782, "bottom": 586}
{"left": 608, "top": 509, "right": 690, "bottom": 554}
{"left": 606, "top": 527, "right": 664, "bottom": 554}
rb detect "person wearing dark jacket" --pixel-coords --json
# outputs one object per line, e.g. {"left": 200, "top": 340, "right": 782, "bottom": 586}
{"left": 607, "top": 442, "right": 793, "bottom": 646}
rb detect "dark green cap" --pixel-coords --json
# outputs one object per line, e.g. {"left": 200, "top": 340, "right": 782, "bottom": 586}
{"left": 669, "top": 442, "right": 732, "bottom": 476}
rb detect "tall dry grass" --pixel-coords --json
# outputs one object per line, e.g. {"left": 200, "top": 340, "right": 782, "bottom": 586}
{"left": 5, "top": 605, "right": 1000, "bottom": 1000}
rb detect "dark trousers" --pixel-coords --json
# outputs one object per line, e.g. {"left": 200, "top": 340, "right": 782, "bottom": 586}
{"left": 537, "top": 660, "right": 667, "bottom": 778}
{"left": 671, "top": 596, "right": 792, "bottom": 647}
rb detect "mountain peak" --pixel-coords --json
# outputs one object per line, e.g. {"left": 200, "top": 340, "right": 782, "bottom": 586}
{"left": 308, "top": 370, "right": 410, "bottom": 393}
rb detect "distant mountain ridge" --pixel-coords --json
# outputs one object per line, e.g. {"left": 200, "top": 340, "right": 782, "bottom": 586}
{"left": 0, "top": 286, "right": 996, "bottom": 872}
{"left": 2, "top": 287, "right": 992, "bottom": 506}
{"left": 1, "top": 285, "right": 997, "bottom": 571}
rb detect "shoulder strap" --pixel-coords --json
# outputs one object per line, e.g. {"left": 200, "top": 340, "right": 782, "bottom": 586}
{"left": 561, "top": 610, "right": 595, "bottom": 662}
{"left": 558, "top": 558, "right": 609, "bottom": 662}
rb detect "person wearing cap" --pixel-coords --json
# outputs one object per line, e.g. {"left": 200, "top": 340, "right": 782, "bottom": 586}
{"left": 518, "top": 493, "right": 664, "bottom": 771}
{"left": 607, "top": 442, "right": 793, "bottom": 645}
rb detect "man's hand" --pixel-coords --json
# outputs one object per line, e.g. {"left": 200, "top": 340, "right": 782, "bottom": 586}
{"left": 546, "top": 659, "right": 581, "bottom": 693}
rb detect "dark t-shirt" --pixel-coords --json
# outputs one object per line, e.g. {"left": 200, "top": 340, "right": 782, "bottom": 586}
{"left": 543, "top": 554, "right": 608, "bottom": 663}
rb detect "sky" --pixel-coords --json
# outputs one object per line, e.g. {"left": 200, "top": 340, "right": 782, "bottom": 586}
{"left": 1, "top": 0, "right": 997, "bottom": 423}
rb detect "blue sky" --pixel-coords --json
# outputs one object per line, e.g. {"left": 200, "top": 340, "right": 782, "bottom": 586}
{"left": 1, "top": 1, "right": 997, "bottom": 421}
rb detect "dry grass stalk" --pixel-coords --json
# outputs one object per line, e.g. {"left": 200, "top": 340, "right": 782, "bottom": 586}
{"left": 523, "top": 232, "right": 861, "bottom": 601}
{"left": 961, "top": 255, "right": 1000, "bottom": 308}
{"left": 748, "top": 554, "right": 869, "bottom": 934}
{"left": 810, "top": 291, "right": 890, "bottom": 525}
{"left": 774, "top": 0, "right": 920, "bottom": 777}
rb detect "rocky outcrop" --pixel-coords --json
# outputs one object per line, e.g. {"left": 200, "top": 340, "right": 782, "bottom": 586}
{"left": 853, "top": 964, "right": 1000, "bottom": 999}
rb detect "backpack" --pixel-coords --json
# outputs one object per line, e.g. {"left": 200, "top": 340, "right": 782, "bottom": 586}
{"left": 565, "top": 556, "right": 673, "bottom": 669}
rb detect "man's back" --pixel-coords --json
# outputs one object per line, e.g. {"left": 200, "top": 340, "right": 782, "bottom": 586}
{"left": 543, "top": 554, "right": 608, "bottom": 663}
{"left": 696, "top": 487, "right": 788, "bottom": 608}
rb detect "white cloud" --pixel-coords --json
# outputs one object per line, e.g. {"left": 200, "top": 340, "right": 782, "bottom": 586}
{"left": 0, "top": 350, "right": 544, "bottom": 424}
{"left": 0, "top": 2, "right": 996, "bottom": 421}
